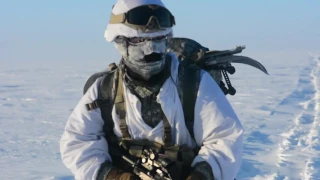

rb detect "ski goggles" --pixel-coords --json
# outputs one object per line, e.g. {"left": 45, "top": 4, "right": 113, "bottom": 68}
{"left": 109, "top": 5, "right": 175, "bottom": 31}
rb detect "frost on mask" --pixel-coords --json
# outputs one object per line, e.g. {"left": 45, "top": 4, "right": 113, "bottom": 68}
{"left": 114, "top": 40, "right": 167, "bottom": 80}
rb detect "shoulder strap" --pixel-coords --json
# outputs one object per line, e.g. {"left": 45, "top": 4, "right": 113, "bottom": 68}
{"left": 83, "top": 71, "right": 109, "bottom": 95}
{"left": 178, "top": 62, "right": 201, "bottom": 140}
{"left": 84, "top": 66, "right": 120, "bottom": 145}
{"left": 114, "top": 70, "right": 131, "bottom": 139}
{"left": 99, "top": 68, "right": 120, "bottom": 145}
{"left": 83, "top": 63, "right": 118, "bottom": 95}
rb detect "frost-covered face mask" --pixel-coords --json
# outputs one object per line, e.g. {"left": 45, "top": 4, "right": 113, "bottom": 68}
{"left": 114, "top": 36, "right": 168, "bottom": 80}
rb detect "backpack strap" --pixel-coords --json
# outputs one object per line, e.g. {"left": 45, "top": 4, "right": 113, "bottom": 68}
{"left": 83, "top": 65, "right": 120, "bottom": 145}
{"left": 114, "top": 70, "right": 131, "bottom": 139}
{"left": 83, "top": 71, "right": 108, "bottom": 95}
{"left": 84, "top": 71, "right": 112, "bottom": 111}
{"left": 84, "top": 63, "right": 118, "bottom": 111}
{"left": 178, "top": 62, "right": 201, "bottom": 140}
{"left": 83, "top": 63, "right": 118, "bottom": 95}
{"left": 162, "top": 111, "right": 173, "bottom": 147}
{"left": 99, "top": 68, "right": 120, "bottom": 145}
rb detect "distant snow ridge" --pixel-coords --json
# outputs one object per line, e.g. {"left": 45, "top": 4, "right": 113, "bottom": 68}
{"left": 267, "top": 56, "right": 320, "bottom": 179}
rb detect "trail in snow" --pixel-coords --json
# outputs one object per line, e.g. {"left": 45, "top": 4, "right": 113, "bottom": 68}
{"left": 301, "top": 57, "right": 320, "bottom": 180}
{"left": 230, "top": 55, "right": 320, "bottom": 180}
{"left": 230, "top": 54, "right": 307, "bottom": 180}
{"left": 261, "top": 56, "right": 320, "bottom": 180}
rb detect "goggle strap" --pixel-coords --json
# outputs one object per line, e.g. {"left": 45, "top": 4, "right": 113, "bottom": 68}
{"left": 109, "top": 13, "right": 126, "bottom": 24}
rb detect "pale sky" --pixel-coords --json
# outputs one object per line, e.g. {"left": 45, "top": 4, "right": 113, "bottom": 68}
{"left": 1, "top": 1, "right": 319, "bottom": 67}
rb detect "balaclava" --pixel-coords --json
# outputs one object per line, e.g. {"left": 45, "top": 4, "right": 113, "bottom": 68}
{"left": 114, "top": 37, "right": 168, "bottom": 80}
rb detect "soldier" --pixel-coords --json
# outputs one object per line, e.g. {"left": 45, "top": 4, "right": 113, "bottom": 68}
{"left": 60, "top": 0, "right": 243, "bottom": 179}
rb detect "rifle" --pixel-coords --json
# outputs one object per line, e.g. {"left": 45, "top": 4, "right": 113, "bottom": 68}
{"left": 122, "top": 149, "right": 174, "bottom": 180}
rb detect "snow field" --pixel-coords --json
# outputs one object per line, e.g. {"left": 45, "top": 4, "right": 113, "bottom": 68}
{"left": 1, "top": 56, "right": 319, "bottom": 179}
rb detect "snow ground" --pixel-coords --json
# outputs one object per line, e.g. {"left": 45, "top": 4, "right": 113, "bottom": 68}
{"left": 0, "top": 54, "right": 319, "bottom": 180}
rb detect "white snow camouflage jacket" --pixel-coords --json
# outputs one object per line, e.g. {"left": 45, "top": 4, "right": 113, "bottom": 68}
{"left": 60, "top": 52, "right": 244, "bottom": 180}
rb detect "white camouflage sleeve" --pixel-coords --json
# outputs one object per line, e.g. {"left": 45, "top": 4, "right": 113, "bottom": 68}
{"left": 60, "top": 78, "right": 112, "bottom": 180}
{"left": 192, "top": 72, "right": 244, "bottom": 180}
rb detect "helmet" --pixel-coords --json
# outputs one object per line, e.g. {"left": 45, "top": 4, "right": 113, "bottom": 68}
{"left": 104, "top": 0, "right": 174, "bottom": 42}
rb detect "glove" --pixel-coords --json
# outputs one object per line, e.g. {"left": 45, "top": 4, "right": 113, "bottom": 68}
{"left": 186, "top": 170, "right": 206, "bottom": 180}
{"left": 100, "top": 167, "right": 137, "bottom": 180}
{"left": 165, "top": 162, "right": 191, "bottom": 180}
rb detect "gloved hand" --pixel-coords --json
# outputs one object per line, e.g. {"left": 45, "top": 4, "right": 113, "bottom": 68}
{"left": 164, "top": 162, "right": 192, "bottom": 180}
{"left": 103, "top": 168, "right": 137, "bottom": 180}
{"left": 186, "top": 170, "right": 206, "bottom": 180}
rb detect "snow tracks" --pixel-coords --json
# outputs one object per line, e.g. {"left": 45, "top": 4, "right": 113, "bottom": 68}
{"left": 271, "top": 56, "right": 320, "bottom": 179}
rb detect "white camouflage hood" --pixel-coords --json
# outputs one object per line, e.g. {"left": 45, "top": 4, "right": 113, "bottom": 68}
{"left": 104, "top": 0, "right": 173, "bottom": 42}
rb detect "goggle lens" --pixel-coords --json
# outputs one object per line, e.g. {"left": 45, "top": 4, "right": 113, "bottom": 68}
{"left": 126, "top": 5, "right": 173, "bottom": 28}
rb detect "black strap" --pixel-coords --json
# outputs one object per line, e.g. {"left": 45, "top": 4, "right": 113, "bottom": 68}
{"left": 84, "top": 70, "right": 114, "bottom": 111}
{"left": 99, "top": 69, "right": 120, "bottom": 145}
{"left": 83, "top": 71, "right": 110, "bottom": 95}
{"left": 162, "top": 111, "right": 172, "bottom": 147}
{"left": 83, "top": 61, "right": 119, "bottom": 95}
{"left": 178, "top": 62, "right": 201, "bottom": 140}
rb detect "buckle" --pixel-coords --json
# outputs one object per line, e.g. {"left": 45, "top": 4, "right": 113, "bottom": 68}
{"left": 85, "top": 100, "right": 99, "bottom": 111}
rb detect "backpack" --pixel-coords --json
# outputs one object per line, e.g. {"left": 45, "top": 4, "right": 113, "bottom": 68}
{"left": 83, "top": 37, "right": 268, "bottom": 144}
